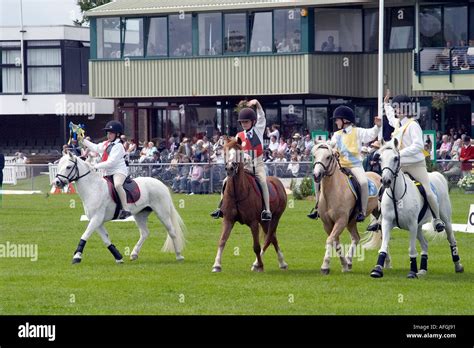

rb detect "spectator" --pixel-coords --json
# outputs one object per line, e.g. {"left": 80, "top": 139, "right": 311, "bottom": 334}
{"left": 189, "top": 156, "right": 204, "bottom": 195}
{"left": 437, "top": 135, "right": 452, "bottom": 161}
{"left": 293, "top": 133, "right": 305, "bottom": 153}
{"left": 300, "top": 148, "right": 312, "bottom": 162}
{"left": 277, "top": 137, "right": 288, "bottom": 155}
{"left": 120, "top": 135, "right": 129, "bottom": 152}
{"left": 460, "top": 136, "right": 474, "bottom": 177}
{"left": 127, "top": 139, "right": 137, "bottom": 157}
{"left": 178, "top": 138, "right": 193, "bottom": 158}
{"left": 266, "top": 124, "right": 280, "bottom": 142}
{"left": 304, "top": 134, "right": 313, "bottom": 151}
{"left": 150, "top": 151, "right": 162, "bottom": 177}
{"left": 268, "top": 135, "right": 278, "bottom": 152}
{"left": 139, "top": 141, "right": 150, "bottom": 162}
{"left": 321, "top": 36, "right": 336, "bottom": 52}
{"left": 364, "top": 141, "right": 381, "bottom": 174}
{"left": 450, "top": 138, "right": 462, "bottom": 159}
{"left": 287, "top": 154, "right": 300, "bottom": 177}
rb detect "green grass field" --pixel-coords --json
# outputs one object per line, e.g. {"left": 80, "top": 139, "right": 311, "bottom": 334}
{"left": 0, "top": 191, "right": 473, "bottom": 315}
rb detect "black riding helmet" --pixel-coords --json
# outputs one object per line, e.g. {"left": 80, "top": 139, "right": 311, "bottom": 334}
{"left": 332, "top": 105, "right": 355, "bottom": 125}
{"left": 103, "top": 120, "right": 124, "bottom": 134}
{"left": 238, "top": 107, "right": 257, "bottom": 122}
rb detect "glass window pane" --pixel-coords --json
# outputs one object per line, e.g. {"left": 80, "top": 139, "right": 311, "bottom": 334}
{"left": 97, "top": 17, "right": 121, "bottom": 58}
{"left": 355, "top": 106, "right": 371, "bottom": 129}
{"left": 419, "top": 7, "right": 442, "bottom": 48}
{"left": 27, "top": 41, "right": 60, "bottom": 46}
{"left": 1, "top": 67, "right": 21, "bottom": 93}
{"left": 274, "top": 9, "right": 301, "bottom": 53}
{"left": 169, "top": 14, "right": 192, "bottom": 57}
{"left": 28, "top": 67, "right": 61, "bottom": 92}
{"left": 470, "top": 5, "right": 474, "bottom": 46}
{"left": 389, "top": 7, "right": 414, "bottom": 50}
{"left": 249, "top": 12, "right": 272, "bottom": 53}
{"left": 306, "top": 107, "right": 327, "bottom": 131}
{"left": 0, "top": 41, "right": 20, "bottom": 48}
{"left": 27, "top": 48, "right": 61, "bottom": 66}
{"left": 123, "top": 18, "right": 144, "bottom": 57}
{"left": 224, "top": 13, "right": 247, "bottom": 53}
{"left": 198, "top": 13, "right": 222, "bottom": 56}
{"left": 281, "top": 105, "right": 304, "bottom": 138}
{"left": 315, "top": 9, "right": 362, "bottom": 52}
{"left": 444, "top": 6, "right": 467, "bottom": 47}
{"left": 147, "top": 17, "right": 168, "bottom": 56}
{"left": 1, "top": 50, "right": 21, "bottom": 65}
{"left": 364, "top": 9, "right": 378, "bottom": 52}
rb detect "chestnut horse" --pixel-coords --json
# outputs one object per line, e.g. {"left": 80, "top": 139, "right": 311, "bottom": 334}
{"left": 212, "top": 137, "right": 288, "bottom": 272}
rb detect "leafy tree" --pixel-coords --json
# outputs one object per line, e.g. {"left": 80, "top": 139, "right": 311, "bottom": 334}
{"left": 74, "top": 0, "right": 111, "bottom": 26}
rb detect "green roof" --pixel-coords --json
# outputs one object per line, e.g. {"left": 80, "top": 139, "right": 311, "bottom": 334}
{"left": 86, "top": 0, "right": 373, "bottom": 17}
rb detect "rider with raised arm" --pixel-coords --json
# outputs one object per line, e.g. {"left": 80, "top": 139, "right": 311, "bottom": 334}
{"left": 210, "top": 99, "right": 272, "bottom": 221}
{"left": 82, "top": 120, "right": 131, "bottom": 220}
{"left": 383, "top": 90, "right": 445, "bottom": 232}
{"left": 308, "top": 105, "right": 381, "bottom": 222}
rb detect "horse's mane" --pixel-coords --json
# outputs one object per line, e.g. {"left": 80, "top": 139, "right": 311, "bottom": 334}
{"left": 311, "top": 142, "right": 332, "bottom": 157}
{"left": 224, "top": 137, "right": 242, "bottom": 151}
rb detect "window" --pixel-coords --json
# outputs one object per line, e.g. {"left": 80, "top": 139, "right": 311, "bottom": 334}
{"left": 314, "top": 9, "right": 362, "bottom": 52}
{"left": 281, "top": 105, "right": 304, "bottom": 137}
{"left": 198, "top": 13, "right": 222, "bottom": 56}
{"left": 123, "top": 18, "right": 144, "bottom": 57}
{"left": 249, "top": 12, "right": 272, "bottom": 53}
{"left": 419, "top": 7, "right": 443, "bottom": 47}
{"left": 274, "top": 9, "right": 301, "bottom": 53}
{"left": 389, "top": 7, "right": 414, "bottom": 50}
{"left": 224, "top": 13, "right": 247, "bottom": 54}
{"left": 97, "top": 17, "right": 121, "bottom": 58}
{"left": 355, "top": 106, "right": 371, "bottom": 129}
{"left": 364, "top": 9, "right": 379, "bottom": 52}
{"left": 147, "top": 17, "right": 168, "bottom": 56}
{"left": 169, "top": 14, "right": 192, "bottom": 57}
{"left": 0, "top": 41, "right": 21, "bottom": 93}
{"left": 444, "top": 6, "right": 467, "bottom": 47}
{"left": 306, "top": 107, "right": 327, "bottom": 131}
{"left": 27, "top": 41, "right": 62, "bottom": 93}
{"left": 470, "top": 5, "right": 474, "bottom": 46}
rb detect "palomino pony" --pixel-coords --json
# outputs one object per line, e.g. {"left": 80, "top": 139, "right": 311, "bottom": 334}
{"left": 369, "top": 138, "right": 463, "bottom": 278}
{"left": 54, "top": 152, "right": 186, "bottom": 264}
{"left": 311, "top": 143, "right": 382, "bottom": 274}
{"left": 211, "top": 137, "right": 288, "bottom": 272}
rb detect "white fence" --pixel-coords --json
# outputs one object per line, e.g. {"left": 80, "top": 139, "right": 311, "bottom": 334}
{"left": 2, "top": 167, "right": 17, "bottom": 185}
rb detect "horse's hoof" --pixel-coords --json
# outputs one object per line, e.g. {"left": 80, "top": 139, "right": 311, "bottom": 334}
{"left": 347, "top": 263, "right": 353, "bottom": 271}
{"left": 370, "top": 266, "right": 383, "bottom": 278}
{"left": 279, "top": 263, "right": 289, "bottom": 270}
{"left": 417, "top": 269, "right": 427, "bottom": 277}
{"left": 320, "top": 268, "right": 330, "bottom": 275}
{"left": 130, "top": 254, "right": 138, "bottom": 261}
{"left": 407, "top": 271, "right": 418, "bottom": 279}
{"left": 251, "top": 265, "right": 264, "bottom": 272}
{"left": 116, "top": 259, "right": 124, "bottom": 264}
{"left": 212, "top": 266, "right": 222, "bottom": 273}
{"left": 72, "top": 258, "right": 81, "bottom": 265}
{"left": 176, "top": 255, "right": 185, "bottom": 262}
{"left": 455, "top": 263, "right": 464, "bottom": 273}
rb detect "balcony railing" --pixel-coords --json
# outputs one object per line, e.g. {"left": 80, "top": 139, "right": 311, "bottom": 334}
{"left": 414, "top": 46, "right": 474, "bottom": 82}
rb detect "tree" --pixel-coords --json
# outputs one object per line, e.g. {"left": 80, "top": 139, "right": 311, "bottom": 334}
{"left": 74, "top": 0, "right": 112, "bottom": 26}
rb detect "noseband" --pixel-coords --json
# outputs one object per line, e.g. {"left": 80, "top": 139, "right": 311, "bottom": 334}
{"left": 56, "top": 157, "right": 91, "bottom": 186}
{"left": 313, "top": 145, "right": 337, "bottom": 179}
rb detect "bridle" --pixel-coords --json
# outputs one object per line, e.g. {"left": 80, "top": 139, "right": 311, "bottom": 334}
{"left": 380, "top": 146, "right": 407, "bottom": 228}
{"left": 313, "top": 145, "right": 338, "bottom": 181}
{"left": 55, "top": 157, "right": 91, "bottom": 187}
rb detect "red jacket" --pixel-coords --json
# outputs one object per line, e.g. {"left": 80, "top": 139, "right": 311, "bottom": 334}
{"left": 460, "top": 145, "right": 474, "bottom": 171}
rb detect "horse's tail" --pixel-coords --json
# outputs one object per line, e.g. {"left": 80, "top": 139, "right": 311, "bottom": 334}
{"left": 361, "top": 225, "right": 382, "bottom": 250}
{"left": 161, "top": 201, "right": 187, "bottom": 253}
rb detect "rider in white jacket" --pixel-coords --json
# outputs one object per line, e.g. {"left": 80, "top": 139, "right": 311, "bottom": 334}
{"left": 82, "top": 120, "right": 131, "bottom": 220}
{"left": 384, "top": 92, "right": 445, "bottom": 232}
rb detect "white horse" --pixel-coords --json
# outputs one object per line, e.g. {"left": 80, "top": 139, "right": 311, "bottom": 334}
{"left": 53, "top": 152, "right": 186, "bottom": 264}
{"left": 369, "top": 139, "right": 463, "bottom": 278}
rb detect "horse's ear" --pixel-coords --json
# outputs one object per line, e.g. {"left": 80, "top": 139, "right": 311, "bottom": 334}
{"left": 236, "top": 137, "right": 242, "bottom": 146}
{"left": 393, "top": 138, "right": 399, "bottom": 148}
{"left": 68, "top": 151, "right": 74, "bottom": 159}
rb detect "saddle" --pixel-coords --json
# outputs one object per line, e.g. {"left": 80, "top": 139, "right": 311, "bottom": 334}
{"left": 244, "top": 172, "right": 279, "bottom": 206}
{"left": 339, "top": 168, "right": 378, "bottom": 221}
{"left": 104, "top": 176, "right": 141, "bottom": 219}
{"left": 406, "top": 174, "right": 438, "bottom": 224}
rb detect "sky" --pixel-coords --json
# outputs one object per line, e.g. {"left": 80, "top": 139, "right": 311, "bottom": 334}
{"left": 0, "top": 0, "right": 83, "bottom": 26}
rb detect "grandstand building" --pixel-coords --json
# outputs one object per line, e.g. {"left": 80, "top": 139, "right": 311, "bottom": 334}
{"left": 0, "top": 24, "right": 114, "bottom": 157}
